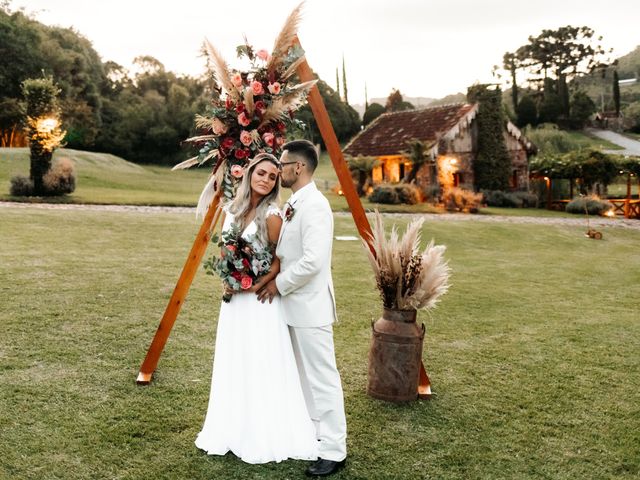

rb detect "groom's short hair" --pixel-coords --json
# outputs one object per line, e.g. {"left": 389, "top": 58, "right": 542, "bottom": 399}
{"left": 283, "top": 140, "right": 318, "bottom": 172}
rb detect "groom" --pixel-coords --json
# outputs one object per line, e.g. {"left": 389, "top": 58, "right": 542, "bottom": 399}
{"left": 257, "top": 140, "right": 347, "bottom": 476}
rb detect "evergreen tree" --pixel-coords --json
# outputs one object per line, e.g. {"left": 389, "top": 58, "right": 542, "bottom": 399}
{"left": 335, "top": 67, "right": 340, "bottom": 100}
{"left": 516, "top": 95, "right": 537, "bottom": 127}
{"left": 613, "top": 70, "right": 621, "bottom": 115}
{"left": 363, "top": 102, "right": 385, "bottom": 126}
{"left": 467, "top": 84, "right": 511, "bottom": 191}
{"left": 342, "top": 55, "right": 348, "bottom": 104}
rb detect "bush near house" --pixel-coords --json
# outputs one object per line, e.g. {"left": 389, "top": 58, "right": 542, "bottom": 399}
{"left": 565, "top": 196, "right": 613, "bottom": 216}
{"left": 483, "top": 190, "right": 539, "bottom": 208}
{"left": 368, "top": 183, "right": 422, "bottom": 205}
{"left": 443, "top": 187, "right": 483, "bottom": 213}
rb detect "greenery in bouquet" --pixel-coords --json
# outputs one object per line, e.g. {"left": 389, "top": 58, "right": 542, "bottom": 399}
{"left": 204, "top": 223, "right": 273, "bottom": 302}
{"left": 363, "top": 211, "right": 451, "bottom": 311}
{"left": 175, "top": 4, "right": 316, "bottom": 203}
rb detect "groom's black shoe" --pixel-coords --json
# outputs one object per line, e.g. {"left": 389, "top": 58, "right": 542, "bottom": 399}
{"left": 305, "top": 458, "right": 346, "bottom": 477}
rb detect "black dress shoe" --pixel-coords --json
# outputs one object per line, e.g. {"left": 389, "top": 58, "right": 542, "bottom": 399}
{"left": 305, "top": 458, "right": 346, "bottom": 477}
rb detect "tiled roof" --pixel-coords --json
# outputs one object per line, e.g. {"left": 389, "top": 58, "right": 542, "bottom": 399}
{"left": 344, "top": 103, "right": 477, "bottom": 157}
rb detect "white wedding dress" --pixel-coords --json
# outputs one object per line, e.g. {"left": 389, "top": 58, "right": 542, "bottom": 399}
{"left": 195, "top": 205, "right": 318, "bottom": 464}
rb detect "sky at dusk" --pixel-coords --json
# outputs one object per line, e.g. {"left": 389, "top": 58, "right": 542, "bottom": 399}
{"left": 10, "top": 0, "right": 640, "bottom": 106}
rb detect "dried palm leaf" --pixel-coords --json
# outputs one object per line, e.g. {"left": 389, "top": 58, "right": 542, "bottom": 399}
{"left": 172, "top": 156, "right": 200, "bottom": 171}
{"left": 258, "top": 79, "right": 317, "bottom": 128}
{"left": 267, "top": 2, "right": 304, "bottom": 74}
{"left": 184, "top": 134, "right": 218, "bottom": 143}
{"left": 204, "top": 38, "right": 240, "bottom": 101}
{"left": 195, "top": 114, "right": 213, "bottom": 130}
{"left": 364, "top": 211, "right": 450, "bottom": 311}
{"left": 281, "top": 54, "right": 307, "bottom": 81}
{"left": 244, "top": 88, "right": 255, "bottom": 117}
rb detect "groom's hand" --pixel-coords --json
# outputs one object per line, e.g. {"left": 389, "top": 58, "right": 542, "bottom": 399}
{"left": 256, "top": 279, "right": 279, "bottom": 304}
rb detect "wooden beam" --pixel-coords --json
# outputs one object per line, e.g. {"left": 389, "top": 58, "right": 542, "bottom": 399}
{"left": 136, "top": 193, "right": 222, "bottom": 384}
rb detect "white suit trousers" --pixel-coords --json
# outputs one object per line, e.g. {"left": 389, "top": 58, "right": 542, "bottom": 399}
{"left": 288, "top": 325, "right": 347, "bottom": 462}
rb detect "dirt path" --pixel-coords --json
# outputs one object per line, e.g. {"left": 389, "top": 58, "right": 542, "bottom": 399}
{"left": 586, "top": 128, "right": 640, "bottom": 156}
{"left": 2, "top": 201, "right": 639, "bottom": 230}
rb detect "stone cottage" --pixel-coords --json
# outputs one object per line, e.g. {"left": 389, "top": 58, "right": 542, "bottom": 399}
{"left": 343, "top": 103, "right": 535, "bottom": 191}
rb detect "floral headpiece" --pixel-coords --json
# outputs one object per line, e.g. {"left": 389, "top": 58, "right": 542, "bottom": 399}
{"left": 174, "top": 3, "right": 316, "bottom": 211}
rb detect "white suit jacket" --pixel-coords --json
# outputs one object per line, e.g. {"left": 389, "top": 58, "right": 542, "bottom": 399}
{"left": 275, "top": 182, "right": 337, "bottom": 327}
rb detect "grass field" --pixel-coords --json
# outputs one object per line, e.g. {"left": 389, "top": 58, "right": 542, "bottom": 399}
{"left": 1, "top": 206, "right": 639, "bottom": 479}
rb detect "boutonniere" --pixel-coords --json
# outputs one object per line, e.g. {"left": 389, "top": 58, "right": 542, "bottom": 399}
{"left": 284, "top": 202, "right": 296, "bottom": 222}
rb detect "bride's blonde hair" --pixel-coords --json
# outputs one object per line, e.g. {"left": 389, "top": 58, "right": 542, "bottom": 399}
{"left": 228, "top": 153, "right": 281, "bottom": 244}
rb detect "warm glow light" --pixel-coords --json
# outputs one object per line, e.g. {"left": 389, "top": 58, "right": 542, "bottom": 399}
{"left": 37, "top": 117, "right": 59, "bottom": 133}
{"left": 543, "top": 176, "right": 550, "bottom": 181}
{"left": 448, "top": 158, "right": 457, "bottom": 166}
{"left": 605, "top": 209, "right": 615, "bottom": 217}
{"left": 338, "top": 189, "right": 344, "bottom": 196}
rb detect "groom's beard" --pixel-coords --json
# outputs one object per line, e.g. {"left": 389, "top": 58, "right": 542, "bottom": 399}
{"left": 280, "top": 176, "right": 294, "bottom": 188}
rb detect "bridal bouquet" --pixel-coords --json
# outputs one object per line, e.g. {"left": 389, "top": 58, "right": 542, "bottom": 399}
{"left": 174, "top": 3, "right": 316, "bottom": 210}
{"left": 203, "top": 223, "right": 273, "bottom": 302}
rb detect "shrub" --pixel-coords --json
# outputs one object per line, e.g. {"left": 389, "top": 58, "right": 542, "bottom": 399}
{"left": 513, "top": 191, "right": 539, "bottom": 208}
{"left": 443, "top": 188, "right": 483, "bottom": 213}
{"left": 369, "top": 184, "right": 400, "bottom": 204}
{"left": 10, "top": 175, "right": 34, "bottom": 196}
{"left": 394, "top": 183, "right": 422, "bottom": 205}
{"left": 566, "top": 196, "right": 613, "bottom": 216}
{"left": 421, "top": 185, "right": 440, "bottom": 203}
{"left": 482, "top": 190, "right": 539, "bottom": 208}
{"left": 43, "top": 157, "right": 76, "bottom": 195}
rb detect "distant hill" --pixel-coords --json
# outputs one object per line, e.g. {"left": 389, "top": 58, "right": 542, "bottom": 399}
{"left": 351, "top": 94, "right": 469, "bottom": 118}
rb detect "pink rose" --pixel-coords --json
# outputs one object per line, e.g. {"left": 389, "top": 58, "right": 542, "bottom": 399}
{"left": 237, "top": 112, "right": 251, "bottom": 127}
{"left": 240, "top": 275, "right": 253, "bottom": 290}
{"left": 230, "top": 164, "right": 244, "bottom": 178}
{"left": 262, "top": 132, "right": 275, "bottom": 147}
{"left": 226, "top": 244, "right": 236, "bottom": 254}
{"left": 256, "top": 49, "right": 270, "bottom": 61}
{"left": 231, "top": 72, "right": 243, "bottom": 88}
{"left": 211, "top": 117, "right": 228, "bottom": 135}
{"left": 268, "top": 82, "right": 281, "bottom": 95}
{"left": 251, "top": 81, "right": 264, "bottom": 96}
{"left": 240, "top": 130, "right": 252, "bottom": 146}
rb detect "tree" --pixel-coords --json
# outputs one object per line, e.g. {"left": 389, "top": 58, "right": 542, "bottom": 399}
{"left": 22, "top": 77, "right": 66, "bottom": 195}
{"left": 515, "top": 95, "right": 537, "bottom": 127}
{"left": 538, "top": 78, "right": 563, "bottom": 124}
{"left": 613, "top": 70, "right": 621, "bottom": 115}
{"left": 467, "top": 84, "right": 511, "bottom": 191}
{"left": 624, "top": 102, "right": 640, "bottom": 133}
{"left": 363, "top": 102, "right": 385, "bottom": 126}
{"left": 385, "top": 89, "right": 414, "bottom": 112}
{"left": 403, "top": 140, "right": 428, "bottom": 184}
{"left": 569, "top": 91, "right": 596, "bottom": 128}
{"left": 501, "top": 26, "right": 613, "bottom": 118}
{"left": 296, "top": 79, "right": 360, "bottom": 145}
{"left": 347, "top": 155, "right": 379, "bottom": 196}
{"left": 502, "top": 52, "right": 520, "bottom": 109}
{"left": 342, "top": 55, "right": 348, "bottom": 104}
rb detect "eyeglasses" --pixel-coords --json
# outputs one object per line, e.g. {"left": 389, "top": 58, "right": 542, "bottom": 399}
{"left": 280, "top": 160, "right": 298, "bottom": 166}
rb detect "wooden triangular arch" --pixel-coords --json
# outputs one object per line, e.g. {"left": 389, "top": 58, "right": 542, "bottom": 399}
{"left": 136, "top": 37, "right": 431, "bottom": 399}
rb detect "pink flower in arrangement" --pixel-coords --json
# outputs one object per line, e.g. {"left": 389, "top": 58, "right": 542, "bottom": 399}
{"left": 240, "top": 130, "right": 253, "bottom": 146}
{"left": 268, "top": 82, "right": 281, "bottom": 95}
{"left": 262, "top": 132, "right": 275, "bottom": 147}
{"left": 230, "top": 164, "right": 244, "bottom": 178}
{"left": 256, "top": 49, "right": 270, "bottom": 61}
{"left": 240, "top": 275, "right": 253, "bottom": 290}
{"left": 211, "top": 117, "right": 228, "bottom": 135}
{"left": 231, "top": 72, "right": 243, "bottom": 88}
{"left": 227, "top": 245, "right": 237, "bottom": 253}
{"left": 237, "top": 112, "right": 251, "bottom": 127}
{"left": 251, "top": 81, "right": 265, "bottom": 96}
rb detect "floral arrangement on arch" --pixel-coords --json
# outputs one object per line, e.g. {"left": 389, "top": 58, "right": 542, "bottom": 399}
{"left": 173, "top": 3, "right": 316, "bottom": 215}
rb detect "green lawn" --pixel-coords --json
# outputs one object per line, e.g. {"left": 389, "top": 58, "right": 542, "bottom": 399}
{"left": 0, "top": 148, "right": 211, "bottom": 206}
{"left": 568, "top": 131, "right": 624, "bottom": 151}
{"left": 1, "top": 206, "right": 639, "bottom": 479}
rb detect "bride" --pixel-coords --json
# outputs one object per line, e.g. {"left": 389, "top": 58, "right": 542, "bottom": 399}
{"left": 195, "top": 153, "right": 318, "bottom": 464}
